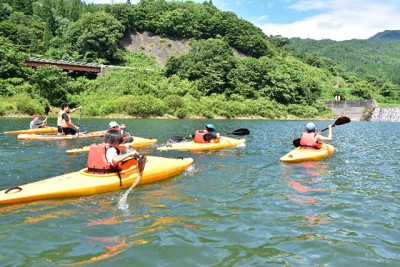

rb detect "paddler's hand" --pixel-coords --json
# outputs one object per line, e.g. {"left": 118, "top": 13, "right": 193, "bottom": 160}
{"left": 129, "top": 150, "right": 139, "bottom": 157}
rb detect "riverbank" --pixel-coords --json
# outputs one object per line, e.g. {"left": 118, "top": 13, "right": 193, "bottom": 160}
{"left": 1, "top": 113, "right": 336, "bottom": 120}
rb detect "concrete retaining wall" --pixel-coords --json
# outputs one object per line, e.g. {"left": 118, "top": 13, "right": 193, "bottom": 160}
{"left": 324, "top": 100, "right": 378, "bottom": 121}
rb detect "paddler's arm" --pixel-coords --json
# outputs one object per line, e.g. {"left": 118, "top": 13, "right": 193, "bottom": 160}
{"left": 70, "top": 106, "right": 82, "bottom": 113}
{"left": 111, "top": 150, "right": 139, "bottom": 165}
{"left": 317, "top": 125, "right": 333, "bottom": 141}
{"left": 67, "top": 120, "right": 80, "bottom": 131}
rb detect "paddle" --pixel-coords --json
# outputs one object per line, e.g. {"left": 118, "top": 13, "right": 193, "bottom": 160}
{"left": 226, "top": 128, "right": 250, "bottom": 136}
{"left": 168, "top": 128, "right": 250, "bottom": 143}
{"left": 292, "top": 116, "right": 351, "bottom": 147}
{"left": 77, "top": 107, "right": 81, "bottom": 137}
{"left": 44, "top": 106, "right": 50, "bottom": 126}
{"left": 118, "top": 153, "right": 146, "bottom": 209}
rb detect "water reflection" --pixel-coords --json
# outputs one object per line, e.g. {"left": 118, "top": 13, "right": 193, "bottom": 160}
{"left": 281, "top": 161, "right": 336, "bottom": 228}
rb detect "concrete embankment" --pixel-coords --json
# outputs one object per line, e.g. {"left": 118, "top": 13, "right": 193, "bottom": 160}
{"left": 324, "top": 99, "right": 400, "bottom": 121}
{"left": 324, "top": 100, "right": 377, "bottom": 121}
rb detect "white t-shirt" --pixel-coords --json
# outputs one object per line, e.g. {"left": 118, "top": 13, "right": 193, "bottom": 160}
{"left": 105, "top": 147, "right": 118, "bottom": 165}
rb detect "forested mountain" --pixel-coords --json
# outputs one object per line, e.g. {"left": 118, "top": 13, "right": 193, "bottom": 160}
{"left": 1, "top": 0, "right": 399, "bottom": 119}
{"left": 290, "top": 30, "right": 400, "bottom": 86}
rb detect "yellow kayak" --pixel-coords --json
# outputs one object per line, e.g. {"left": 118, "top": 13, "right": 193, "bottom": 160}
{"left": 280, "top": 143, "right": 335, "bottom": 163}
{"left": 157, "top": 136, "right": 246, "bottom": 151}
{"left": 66, "top": 137, "right": 158, "bottom": 154}
{"left": 17, "top": 130, "right": 106, "bottom": 140}
{"left": 0, "top": 156, "right": 193, "bottom": 205}
{"left": 5, "top": 126, "right": 58, "bottom": 135}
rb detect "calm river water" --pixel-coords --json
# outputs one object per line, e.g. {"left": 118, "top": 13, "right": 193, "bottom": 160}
{"left": 0, "top": 118, "right": 399, "bottom": 266}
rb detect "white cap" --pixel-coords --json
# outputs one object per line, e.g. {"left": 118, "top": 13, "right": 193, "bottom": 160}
{"left": 109, "top": 121, "right": 119, "bottom": 129}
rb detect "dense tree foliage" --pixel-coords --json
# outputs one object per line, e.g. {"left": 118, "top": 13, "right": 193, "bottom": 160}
{"left": 0, "top": 0, "right": 398, "bottom": 118}
{"left": 290, "top": 33, "right": 400, "bottom": 101}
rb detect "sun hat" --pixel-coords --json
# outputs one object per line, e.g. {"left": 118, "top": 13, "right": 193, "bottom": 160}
{"left": 306, "top": 122, "right": 316, "bottom": 132}
{"left": 109, "top": 121, "right": 120, "bottom": 129}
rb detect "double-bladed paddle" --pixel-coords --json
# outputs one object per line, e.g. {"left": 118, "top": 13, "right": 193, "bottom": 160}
{"left": 292, "top": 116, "right": 351, "bottom": 147}
{"left": 168, "top": 128, "right": 250, "bottom": 143}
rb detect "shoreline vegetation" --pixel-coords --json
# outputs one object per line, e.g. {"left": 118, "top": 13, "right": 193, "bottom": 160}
{"left": 1, "top": 1, "right": 398, "bottom": 122}
{"left": 1, "top": 113, "right": 335, "bottom": 121}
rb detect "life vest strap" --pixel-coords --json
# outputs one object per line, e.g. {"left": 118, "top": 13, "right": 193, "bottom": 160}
{"left": 87, "top": 167, "right": 120, "bottom": 173}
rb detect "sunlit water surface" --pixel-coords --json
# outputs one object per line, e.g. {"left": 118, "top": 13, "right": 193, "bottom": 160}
{"left": 0, "top": 118, "right": 399, "bottom": 266}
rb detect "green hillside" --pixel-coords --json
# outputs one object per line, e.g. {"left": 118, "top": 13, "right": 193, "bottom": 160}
{"left": 290, "top": 30, "right": 400, "bottom": 89}
{"left": 1, "top": 0, "right": 399, "bottom": 118}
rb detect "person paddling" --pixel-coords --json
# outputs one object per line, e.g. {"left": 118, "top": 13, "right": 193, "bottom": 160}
{"left": 58, "top": 103, "right": 81, "bottom": 135}
{"left": 299, "top": 122, "right": 333, "bottom": 150}
{"left": 30, "top": 113, "right": 47, "bottom": 129}
{"left": 57, "top": 103, "right": 81, "bottom": 135}
{"left": 189, "top": 124, "right": 220, "bottom": 143}
{"left": 87, "top": 130, "right": 145, "bottom": 175}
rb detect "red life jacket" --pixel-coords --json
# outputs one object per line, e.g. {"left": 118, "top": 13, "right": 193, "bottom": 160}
{"left": 87, "top": 144, "right": 122, "bottom": 174}
{"left": 299, "top": 132, "right": 322, "bottom": 150}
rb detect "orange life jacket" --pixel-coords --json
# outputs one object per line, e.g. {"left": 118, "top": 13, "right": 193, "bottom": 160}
{"left": 194, "top": 130, "right": 207, "bottom": 143}
{"left": 299, "top": 132, "right": 322, "bottom": 150}
{"left": 87, "top": 144, "right": 122, "bottom": 174}
{"left": 193, "top": 130, "right": 220, "bottom": 143}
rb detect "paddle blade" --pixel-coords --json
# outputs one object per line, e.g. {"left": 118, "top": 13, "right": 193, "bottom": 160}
{"left": 293, "top": 138, "right": 301, "bottom": 147}
{"left": 321, "top": 116, "right": 351, "bottom": 132}
{"left": 335, "top": 116, "right": 351, "bottom": 126}
{"left": 229, "top": 128, "right": 250, "bottom": 136}
{"left": 45, "top": 106, "right": 50, "bottom": 115}
{"left": 136, "top": 155, "right": 146, "bottom": 174}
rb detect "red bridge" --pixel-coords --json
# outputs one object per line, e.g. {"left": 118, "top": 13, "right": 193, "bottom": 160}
{"left": 26, "top": 57, "right": 104, "bottom": 73}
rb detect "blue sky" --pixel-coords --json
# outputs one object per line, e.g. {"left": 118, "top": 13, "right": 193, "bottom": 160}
{"left": 86, "top": 0, "right": 400, "bottom": 41}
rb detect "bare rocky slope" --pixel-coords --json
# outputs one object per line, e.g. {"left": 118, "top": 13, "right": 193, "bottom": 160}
{"left": 122, "top": 31, "right": 247, "bottom": 66}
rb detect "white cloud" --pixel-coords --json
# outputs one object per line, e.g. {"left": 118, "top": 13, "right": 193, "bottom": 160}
{"left": 258, "top": 0, "right": 400, "bottom": 40}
